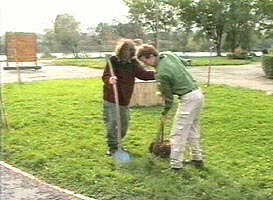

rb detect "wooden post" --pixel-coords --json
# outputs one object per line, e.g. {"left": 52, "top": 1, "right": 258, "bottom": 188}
{"left": 14, "top": 49, "right": 22, "bottom": 83}
{"left": 5, "top": 34, "right": 9, "bottom": 67}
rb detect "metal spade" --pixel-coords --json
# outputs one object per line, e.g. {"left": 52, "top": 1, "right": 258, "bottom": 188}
{"left": 105, "top": 54, "right": 132, "bottom": 163}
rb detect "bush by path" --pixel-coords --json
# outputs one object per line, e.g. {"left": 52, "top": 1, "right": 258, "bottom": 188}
{"left": 262, "top": 55, "right": 273, "bottom": 78}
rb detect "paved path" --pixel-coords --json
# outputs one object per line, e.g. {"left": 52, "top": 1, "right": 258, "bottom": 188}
{"left": 0, "top": 162, "right": 95, "bottom": 200}
{"left": 1, "top": 65, "right": 102, "bottom": 84}
{"left": 188, "top": 63, "right": 273, "bottom": 93}
{"left": 1, "top": 62, "right": 272, "bottom": 93}
{"left": 1, "top": 62, "right": 272, "bottom": 200}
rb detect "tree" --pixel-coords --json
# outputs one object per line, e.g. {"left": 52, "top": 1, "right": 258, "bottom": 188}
{"left": 124, "top": 0, "right": 177, "bottom": 48}
{"left": 94, "top": 22, "right": 118, "bottom": 51}
{"left": 171, "top": 0, "right": 229, "bottom": 56}
{"left": 223, "top": 0, "right": 259, "bottom": 52}
{"left": 112, "top": 21, "right": 145, "bottom": 40}
{"left": 54, "top": 14, "right": 81, "bottom": 57}
{"left": 170, "top": 0, "right": 267, "bottom": 55}
{"left": 256, "top": 0, "right": 273, "bottom": 39}
{"left": 40, "top": 29, "right": 58, "bottom": 53}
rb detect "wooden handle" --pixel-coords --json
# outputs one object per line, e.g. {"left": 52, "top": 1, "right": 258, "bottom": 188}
{"left": 156, "top": 120, "right": 165, "bottom": 143}
{"left": 105, "top": 55, "right": 122, "bottom": 149}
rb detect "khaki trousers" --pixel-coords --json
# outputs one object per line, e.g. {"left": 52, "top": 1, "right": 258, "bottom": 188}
{"left": 170, "top": 89, "right": 204, "bottom": 168}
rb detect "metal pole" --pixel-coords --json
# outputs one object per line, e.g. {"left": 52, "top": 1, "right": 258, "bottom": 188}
{"left": 207, "top": 66, "right": 211, "bottom": 86}
{"left": 207, "top": 44, "right": 213, "bottom": 86}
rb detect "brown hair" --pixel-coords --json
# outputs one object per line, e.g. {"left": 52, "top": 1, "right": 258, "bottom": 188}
{"left": 136, "top": 44, "right": 159, "bottom": 59}
{"left": 115, "top": 38, "right": 136, "bottom": 61}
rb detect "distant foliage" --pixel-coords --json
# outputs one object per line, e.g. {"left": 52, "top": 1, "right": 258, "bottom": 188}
{"left": 40, "top": 49, "right": 57, "bottom": 59}
{"left": 0, "top": 36, "right": 5, "bottom": 54}
{"left": 262, "top": 54, "right": 273, "bottom": 78}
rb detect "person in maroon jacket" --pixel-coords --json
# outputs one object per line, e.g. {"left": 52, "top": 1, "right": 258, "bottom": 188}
{"left": 102, "top": 38, "right": 155, "bottom": 156}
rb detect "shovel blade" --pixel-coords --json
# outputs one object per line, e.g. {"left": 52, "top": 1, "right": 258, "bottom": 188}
{"left": 113, "top": 149, "right": 132, "bottom": 163}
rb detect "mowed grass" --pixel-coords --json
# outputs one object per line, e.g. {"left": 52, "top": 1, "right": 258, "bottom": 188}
{"left": 51, "top": 56, "right": 255, "bottom": 69}
{"left": 191, "top": 56, "right": 253, "bottom": 66}
{"left": 2, "top": 79, "right": 273, "bottom": 200}
{"left": 52, "top": 58, "right": 106, "bottom": 69}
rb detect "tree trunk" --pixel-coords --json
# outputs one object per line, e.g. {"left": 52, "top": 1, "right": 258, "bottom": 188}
{"left": 216, "top": 26, "right": 224, "bottom": 56}
{"left": 73, "top": 48, "right": 79, "bottom": 58}
{"left": 216, "top": 42, "right": 221, "bottom": 56}
{"left": 231, "top": 29, "right": 237, "bottom": 52}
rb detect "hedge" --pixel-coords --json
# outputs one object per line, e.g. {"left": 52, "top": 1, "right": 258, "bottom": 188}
{"left": 262, "top": 55, "right": 273, "bottom": 78}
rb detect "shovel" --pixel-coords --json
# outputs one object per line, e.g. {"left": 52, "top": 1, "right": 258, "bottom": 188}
{"left": 105, "top": 55, "right": 132, "bottom": 163}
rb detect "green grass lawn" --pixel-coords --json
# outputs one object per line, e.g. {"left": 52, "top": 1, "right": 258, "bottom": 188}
{"left": 52, "top": 58, "right": 106, "bottom": 69}
{"left": 50, "top": 56, "right": 257, "bottom": 69}
{"left": 191, "top": 56, "right": 253, "bottom": 66}
{"left": 2, "top": 79, "right": 273, "bottom": 200}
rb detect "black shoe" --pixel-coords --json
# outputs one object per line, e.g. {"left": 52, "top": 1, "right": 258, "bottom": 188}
{"left": 191, "top": 160, "right": 205, "bottom": 169}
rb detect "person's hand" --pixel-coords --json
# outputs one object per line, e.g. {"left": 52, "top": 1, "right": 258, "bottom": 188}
{"left": 109, "top": 76, "right": 117, "bottom": 84}
{"left": 160, "top": 114, "right": 168, "bottom": 123}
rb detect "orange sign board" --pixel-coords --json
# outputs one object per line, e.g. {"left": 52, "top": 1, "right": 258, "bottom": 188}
{"left": 6, "top": 32, "right": 37, "bottom": 62}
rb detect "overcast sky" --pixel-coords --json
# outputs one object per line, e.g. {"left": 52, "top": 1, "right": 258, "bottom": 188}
{"left": 0, "top": 0, "right": 129, "bottom": 35}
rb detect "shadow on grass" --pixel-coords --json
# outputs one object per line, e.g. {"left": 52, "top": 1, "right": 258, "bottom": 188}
{"left": 91, "top": 154, "right": 272, "bottom": 200}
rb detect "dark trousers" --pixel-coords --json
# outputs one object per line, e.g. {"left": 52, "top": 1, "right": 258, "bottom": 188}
{"left": 103, "top": 101, "right": 130, "bottom": 150}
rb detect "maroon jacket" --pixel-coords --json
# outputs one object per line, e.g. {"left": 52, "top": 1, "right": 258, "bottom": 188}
{"left": 102, "top": 56, "right": 155, "bottom": 106}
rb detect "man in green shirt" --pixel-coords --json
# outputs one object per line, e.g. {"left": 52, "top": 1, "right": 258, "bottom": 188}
{"left": 136, "top": 44, "right": 205, "bottom": 171}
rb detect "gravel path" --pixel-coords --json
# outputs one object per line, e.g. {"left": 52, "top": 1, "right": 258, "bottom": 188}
{"left": 0, "top": 62, "right": 272, "bottom": 200}
{"left": 188, "top": 63, "right": 273, "bottom": 93}
{"left": 0, "top": 162, "right": 95, "bottom": 200}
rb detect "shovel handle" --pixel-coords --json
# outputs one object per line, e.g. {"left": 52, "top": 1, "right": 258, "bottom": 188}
{"left": 105, "top": 54, "right": 122, "bottom": 149}
{"left": 160, "top": 120, "right": 165, "bottom": 143}
{"left": 156, "top": 119, "right": 165, "bottom": 143}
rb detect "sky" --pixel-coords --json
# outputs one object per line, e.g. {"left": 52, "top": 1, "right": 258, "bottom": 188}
{"left": 0, "top": 0, "right": 130, "bottom": 35}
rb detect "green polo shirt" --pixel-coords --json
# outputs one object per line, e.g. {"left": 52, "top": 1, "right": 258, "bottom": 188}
{"left": 155, "top": 52, "right": 198, "bottom": 115}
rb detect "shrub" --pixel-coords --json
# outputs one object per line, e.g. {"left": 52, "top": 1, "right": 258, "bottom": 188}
{"left": 262, "top": 49, "right": 269, "bottom": 54}
{"left": 227, "top": 48, "right": 249, "bottom": 59}
{"left": 40, "top": 51, "right": 56, "bottom": 59}
{"left": 262, "top": 54, "right": 273, "bottom": 78}
{"left": 249, "top": 52, "right": 257, "bottom": 57}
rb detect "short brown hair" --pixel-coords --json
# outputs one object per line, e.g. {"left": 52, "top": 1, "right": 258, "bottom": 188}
{"left": 115, "top": 38, "right": 136, "bottom": 61}
{"left": 136, "top": 44, "right": 159, "bottom": 59}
